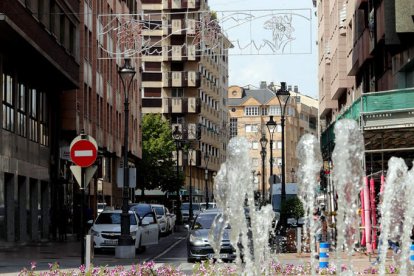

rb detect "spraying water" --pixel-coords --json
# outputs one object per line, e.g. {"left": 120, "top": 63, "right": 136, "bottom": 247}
{"left": 212, "top": 136, "right": 275, "bottom": 275}
{"left": 377, "top": 157, "right": 407, "bottom": 275}
{"left": 296, "top": 134, "right": 322, "bottom": 275}
{"left": 399, "top": 162, "right": 414, "bottom": 275}
{"left": 332, "top": 119, "right": 365, "bottom": 275}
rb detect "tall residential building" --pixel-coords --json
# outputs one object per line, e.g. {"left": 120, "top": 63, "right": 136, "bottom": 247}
{"left": 141, "top": 0, "right": 231, "bottom": 202}
{"left": 0, "top": 0, "right": 79, "bottom": 242}
{"left": 318, "top": 0, "right": 414, "bottom": 176}
{"left": 227, "top": 82, "right": 318, "bottom": 205}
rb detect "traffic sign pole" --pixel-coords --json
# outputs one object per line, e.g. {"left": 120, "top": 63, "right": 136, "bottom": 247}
{"left": 80, "top": 167, "right": 85, "bottom": 266}
{"left": 69, "top": 133, "right": 97, "bottom": 266}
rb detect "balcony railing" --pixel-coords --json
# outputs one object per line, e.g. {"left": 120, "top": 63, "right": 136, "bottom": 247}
{"left": 168, "top": 0, "right": 200, "bottom": 9}
{"left": 162, "top": 97, "right": 201, "bottom": 114}
{"left": 163, "top": 71, "right": 201, "bottom": 87}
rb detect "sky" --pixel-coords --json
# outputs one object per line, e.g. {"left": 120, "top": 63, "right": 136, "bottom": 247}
{"left": 208, "top": 0, "right": 318, "bottom": 99}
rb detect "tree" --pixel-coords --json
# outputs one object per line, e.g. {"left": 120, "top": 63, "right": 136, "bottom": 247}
{"left": 140, "top": 114, "right": 183, "bottom": 193}
{"left": 281, "top": 196, "right": 305, "bottom": 222}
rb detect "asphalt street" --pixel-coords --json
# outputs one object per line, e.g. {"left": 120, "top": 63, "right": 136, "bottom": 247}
{"left": 0, "top": 226, "right": 394, "bottom": 275}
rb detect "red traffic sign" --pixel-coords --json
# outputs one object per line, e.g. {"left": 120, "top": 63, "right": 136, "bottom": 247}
{"left": 70, "top": 138, "right": 97, "bottom": 167}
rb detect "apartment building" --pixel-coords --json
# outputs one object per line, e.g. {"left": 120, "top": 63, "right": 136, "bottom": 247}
{"left": 0, "top": 0, "right": 79, "bottom": 242}
{"left": 141, "top": 0, "right": 231, "bottom": 203}
{"left": 227, "top": 82, "right": 318, "bottom": 201}
{"left": 317, "top": 0, "right": 414, "bottom": 175}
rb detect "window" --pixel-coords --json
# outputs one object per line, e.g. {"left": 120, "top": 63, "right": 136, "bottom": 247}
{"left": 269, "top": 106, "right": 281, "bottom": 115}
{"left": 172, "top": 88, "right": 184, "bottom": 97}
{"left": 17, "top": 83, "right": 27, "bottom": 137}
{"left": 251, "top": 141, "right": 259, "bottom": 150}
{"left": 252, "top": 158, "right": 259, "bottom": 167}
{"left": 39, "top": 91, "right": 48, "bottom": 146}
{"left": 245, "top": 124, "right": 258, "bottom": 133}
{"left": 2, "top": 74, "right": 14, "bottom": 132}
{"left": 29, "top": 88, "right": 38, "bottom": 142}
{"left": 276, "top": 125, "right": 282, "bottom": 133}
{"left": 230, "top": 118, "right": 238, "bottom": 138}
{"left": 277, "top": 141, "right": 282, "bottom": 149}
{"left": 244, "top": 106, "right": 259, "bottom": 116}
{"left": 261, "top": 107, "right": 268, "bottom": 115}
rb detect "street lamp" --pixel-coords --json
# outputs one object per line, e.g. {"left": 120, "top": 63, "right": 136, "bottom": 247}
{"left": 118, "top": 58, "right": 136, "bottom": 255}
{"left": 275, "top": 81, "right": 290, "bottom": 229}
{"left": 266, "top": 116, "right": 277, "bottom": 203}
{"left": 259, "top": 134, "right": 268, "bottom": 204}
{"left": 186, "top": 146, "right": 194, "bottom": 221}
{"left": 172, "top": 126, "right": 182, "bottom": 224}
{"left": 204, "top": 152, "right": 210, "bottom": 209}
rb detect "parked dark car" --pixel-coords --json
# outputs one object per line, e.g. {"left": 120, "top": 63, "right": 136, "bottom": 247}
{"left": 186, "top": 210, "right": 236, "bottom": 262}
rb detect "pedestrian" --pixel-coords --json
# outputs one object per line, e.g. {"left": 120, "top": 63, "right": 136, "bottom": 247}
{"left": 372, "top": 222, "right": 402, "bottom": 265}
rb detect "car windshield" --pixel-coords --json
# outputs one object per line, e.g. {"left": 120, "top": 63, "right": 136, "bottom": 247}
{"left": 192, "top": 213, "right": 230, "bottom": 230}
{"left": 95, "top": 213, "right": 137, "bottom": 225}
{"left": 130, "top": 204, "right": 152, "bottom": 218}
{"left": 153, "top": 206, "right": 164, "bottom": 216}
{"left": 181, "top": 203, "right": 200, "bottom": 211}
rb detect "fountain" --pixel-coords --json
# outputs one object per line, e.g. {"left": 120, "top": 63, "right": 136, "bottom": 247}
{"left": 209, "top": 119, "right": 413, "bottom": 275}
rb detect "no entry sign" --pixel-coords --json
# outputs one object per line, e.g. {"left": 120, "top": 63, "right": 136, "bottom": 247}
{"left": 70, "top": 137, "right": 97, "bottom": 167}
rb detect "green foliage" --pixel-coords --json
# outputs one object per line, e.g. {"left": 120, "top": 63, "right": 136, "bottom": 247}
{"left": 281, "top": 196, "right": 305, "bottom": 220}
{"left": 141, "top": 114, "right": 183, "bottom": 193}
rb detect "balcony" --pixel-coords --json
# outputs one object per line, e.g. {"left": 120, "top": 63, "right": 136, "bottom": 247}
{"left": 163, "top": 45, "right": 198, "bottom": 61}
{"left": 170, "top": 19, "right": 196, "bottom": 35}
{"left": 163, "top": 71, "right": 201, "bottom": 87}
{"left": 347, "top": 28, "right": 372, "bottom": 76}
{"left": 162, "top": 97, "right": 201, "bottom": 114}
{"left": 167, "top": 0, "right": 200, "bottom": 10}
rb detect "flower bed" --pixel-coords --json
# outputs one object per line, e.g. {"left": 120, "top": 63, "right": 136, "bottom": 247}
{"left": 19, "top": 260, "right": 402, "bottom": 275}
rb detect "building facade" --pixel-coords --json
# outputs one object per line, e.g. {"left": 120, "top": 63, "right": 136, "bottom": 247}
{"left": 318, "top": 0, "right": 414, "bottom": 176}
{"left": 0, "top": 0, "right": 79, "bottom": 242}
{"left": 0, "top": 0, "right": 143, "bottom": 243}
{"left": 227, "top": 82, "right": 318, "bottom": 201}
{"left": 141, "top": 0, "right": 231, "bottom": 204}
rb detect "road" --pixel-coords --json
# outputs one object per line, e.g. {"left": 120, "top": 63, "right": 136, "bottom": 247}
{"left": 0, "top": 226, "right": 380, "bottom": 275}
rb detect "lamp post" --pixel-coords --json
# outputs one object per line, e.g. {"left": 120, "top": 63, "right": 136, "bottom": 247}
{"left": 266, "top": 116, "right": 277, "bottom": 204}
{"left": 117, "top": 58, "right": 136, "bottom": 254}
{"left": 172, "top": 126, "right": 182, "bottom": 224}
{"left": 259, "top": 134, "right": 268, "bottom": 204}
{"left": 275, "top": 81, "right": 290, "bottom": 229}
{"left": 204, "top": 152, "right": 210, "bottom": 209}
{"left": 187, "top": 147, "right": 194, "bottom": 221}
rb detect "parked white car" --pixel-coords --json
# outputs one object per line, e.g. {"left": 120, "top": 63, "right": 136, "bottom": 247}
{"left": 90, "top": 210, "right": 159, "bottom": 253}
{"left": 151, "top": 204, "right": 170, "bottom": 235}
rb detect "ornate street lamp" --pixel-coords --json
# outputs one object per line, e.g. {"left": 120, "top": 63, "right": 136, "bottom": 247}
{"left": 204, "top": 152, "right": 210, "bottom": 209}
{"left": 172, "top": 126, "right": 182, "bottom": 224}
{"left": 275, "top": 81, "right": 290, "bottom": 229}
{"left": 266, "top": 116, "right": 277, "bottom": 203}
{"left": 259, "top": 134, "right": 268, "bottom": 204}
{"left": 117, "top": 58, "right": 136, "bottom": 256}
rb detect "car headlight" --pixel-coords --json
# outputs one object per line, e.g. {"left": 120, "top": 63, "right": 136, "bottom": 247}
{"left": 91, "top": 229, "right": 100, "bottom": 237}
{"left": 189, "top": 234, "right": 206, "bottom": 246}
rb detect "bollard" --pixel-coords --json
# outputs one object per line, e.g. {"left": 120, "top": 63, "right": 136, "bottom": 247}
{"left": 410, "top": 244, "right": 414, "bottom": 266}
{"left": 319, "top": 242, "right": 329, "bottom": 269}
